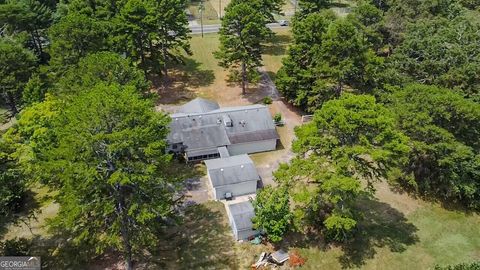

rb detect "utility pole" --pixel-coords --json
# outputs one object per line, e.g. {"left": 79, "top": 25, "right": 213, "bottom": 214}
{"left": 219, "top": 0, "right": 221, "bottom": 19}
{"left": 199, "top": 1, "right": 204, "bottom": 38}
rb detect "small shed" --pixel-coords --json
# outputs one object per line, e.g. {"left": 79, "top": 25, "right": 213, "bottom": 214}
{"left": 226, "top": 200, "right": 258, "bottom": 241}
{"left": 204, "top": 154, "right": 260, "bottom": 200}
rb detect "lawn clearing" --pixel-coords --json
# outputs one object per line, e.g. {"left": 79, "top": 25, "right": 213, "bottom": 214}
{"left": 175, "top": 189, "right": 480, "bottom": 269}
{"left": 188, "top": 0, "right": 220, "bottom": 25}
{"left": 2, "top": 185, "right": 59, "bottom": 241}
{"left": 157, "top": 28, "right": 292, "bottom": 107}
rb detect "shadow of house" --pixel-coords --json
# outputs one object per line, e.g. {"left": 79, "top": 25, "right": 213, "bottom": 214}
{"left": 339, "top": 196, "right": 419, "bottom": 268}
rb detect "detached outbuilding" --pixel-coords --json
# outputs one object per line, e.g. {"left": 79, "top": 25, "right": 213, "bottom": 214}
{"left": 225, "top": 200, "right": 258, "bottom": 241}
{"left": 204, "top": 154, "right": 260, "bottom": 200}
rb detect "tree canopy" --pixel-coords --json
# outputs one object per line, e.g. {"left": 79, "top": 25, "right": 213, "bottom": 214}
{"left": 0, "top": 38, "right": 37, "bottom": 116}
{"left": 215, "top": 1, "right": 271, "bottom": 94}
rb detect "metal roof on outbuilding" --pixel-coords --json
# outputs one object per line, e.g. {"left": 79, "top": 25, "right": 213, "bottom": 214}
{"left": 204, "top": 154, "right": 260, "bottom": 187}
{"left": 228, "top": 200, "right": 255, "bottom": 231}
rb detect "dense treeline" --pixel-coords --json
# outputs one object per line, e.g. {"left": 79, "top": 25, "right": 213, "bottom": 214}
{"left": 254, "top": 0, "right": 480, "bottom": 243}
{"left": 0, "top": 0, "right": 192, "bottom": 268}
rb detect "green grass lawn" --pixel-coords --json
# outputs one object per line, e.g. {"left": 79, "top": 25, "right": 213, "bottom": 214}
{"left": 293, "top": 198, "right": 480, "bottom": 269}
{"left": 153, "top": 194, "right": 480, "bottom": 269}
{"left": 159, "top": 28, "right": 291, "bottom": 105}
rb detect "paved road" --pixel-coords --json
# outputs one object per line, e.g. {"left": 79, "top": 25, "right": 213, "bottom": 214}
{"left": 189, "top": 23, "right": 288, "bottom": 35}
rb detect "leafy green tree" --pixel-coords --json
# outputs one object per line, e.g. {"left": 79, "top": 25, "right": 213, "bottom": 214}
{"left": 48, "top": 12, "right": 107, "bottom": 67}
{"left": 154, "top": 0, "right": 191, "bottom": 84}
{"left": 214, "top": 2, "right": 271, "bottom": 95}
{"left": 434, "top": 261, "right": 480, "bottom": 270}
{"left": 389, "top": 84, "right": 480, "bottom": 209}
{"left": 113, "top": 0, "right": 158, "bottom": 74}
{"left": 231, "top": 0, "right": 285, "bottom": 22}
{"left": 252, "top": 186, "right": 292, "bottom": 242}
{"left": 389, "top": 15, "right": 480, "bottom": 100}
{"left": 65, "top": 0, "right": 123, "bottom": 19}
{"left": 276, "top": 12, "right": 383, "bottom": 112}
{"left": 0, "top": 0, "right": 53, "bottom": 58}
{"left": 56, "top": 52, "right": 149, "bottom": 96}
{"left": 349, "top": 1, "right": 385, "bottom": 50}
{"left": 0, "top": 38, "right": 37, "bottom": 116}
{"left": 273, "top": 94, "right": 409, "bottom": 241}
{"left": 32, "top": 85, "right": 181, "bottom": 270}
{"left": 0, "top": 138, "right": 26, "bottom": 218}
{"left": 276, "top": 11, "right": 336, "bottom": 110}
{"left": 381, "top": 0, "right": 465, "bottom": 47}
{"left": 298, "top": 0, "right": 331, "bottom": 16}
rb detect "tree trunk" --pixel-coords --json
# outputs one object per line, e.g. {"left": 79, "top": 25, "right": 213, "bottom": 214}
{"left": 6, "top": 91, "right": 19, "bottom": 116}
{"left": 34, "top": 29, "right": 43, "bottom": 56}
{"left": 241, "top": 61, "right": 247, "bottom": 95}
{"left": 162, "top": 43, "right": 169, "bottom": 89}
{"left": 335, "top": 80, "right": 343, "bottom": 97}
{"left": 115, "top": 184, "right": 134, "bottom": 270}
{"left": 30, "top": 31, "right": 41, "bottom": 57}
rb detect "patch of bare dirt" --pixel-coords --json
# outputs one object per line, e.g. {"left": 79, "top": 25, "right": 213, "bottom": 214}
{"left": 373, "top": 180, "right": 422, "bottom": 216}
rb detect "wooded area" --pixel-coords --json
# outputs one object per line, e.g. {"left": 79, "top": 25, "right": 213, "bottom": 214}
{"left": 0, "top": 0, "right": 479, "bottom": 269}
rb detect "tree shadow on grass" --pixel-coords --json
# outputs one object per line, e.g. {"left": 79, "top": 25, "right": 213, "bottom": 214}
{"left": 0, "top": 189, "right": 42, "bottom": 239}
{"left": 339, "top": 195, "right": 419, "bottom": 268}
{"left": 263, "top": 34, "right": 292, "bottom": 56}
{"left": 153, "top": 202, "right": 238, "bottom": 269}
{"left": 153, "top": 58, "right": 215, "bottom": 104}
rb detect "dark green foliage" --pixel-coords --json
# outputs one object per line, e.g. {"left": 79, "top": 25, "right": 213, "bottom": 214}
{"left": 113, "top": 0, "right": 191, "bottom": 78}
{"left": 298, "top": 0, "right": 331, "bottom": 16}
{"left": 32, "top": 85, "right": 181, "bottom": 268}
{"left": 272, "top": 94, "right": 409, "bottom": 241}
{"left": 435, "top": 261, "right": 480, "bottom": 270}
{"left": 276, "top": 11, "right": 383, "bottom": 112}
{"left": 0, "top": 0, "right": 53, "bottom": 58}
{"left": 56, "top": 52, "right": 149, "bottom": 96}
{"left": 252, "top": 186, "right": 292, "bottom": 242}
{"left": 48, "top": 12, "right": 108, "bottom": 67}
{"left": 389, "top": 84, "right": 480, "bottom": 209}
{"left": 0, "top": 138, "right": 26, "bottom": 218}
{"left": 215, "top": 1, "right": 271, "bottom": 94}
{"left": 0, "top": 238, "right": 33, "bottom": 256}
{"left": 389, "top": 15, "right": 480, "bottom": 100}
{"left": 0, "top": 38, "right": 37, "bottom": 116}
{"left": 231, "top": 0, "right": 285, "bottom": 22}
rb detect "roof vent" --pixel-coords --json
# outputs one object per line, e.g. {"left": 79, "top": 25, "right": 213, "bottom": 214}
{"left": 240, "top": 165, "right": 244, "bottom": 169}
{"left": 217, "top": 118, "right": 222, "bottom": 124}
{"left": 239, "top": 120, "right": 246, "bottom": 127}
{"left": 220, "top": 168, "right": 224, "bottom": 172}
{"left": 223, "top": 114, "right": 233, "bottom": 127}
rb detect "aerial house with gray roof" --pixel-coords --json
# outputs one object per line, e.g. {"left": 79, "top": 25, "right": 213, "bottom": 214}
{"left": 167, "top": 98, "right": 279, "bottom": 162}
{"left": 204, "top": 154, "right": 260, "bottom": 200}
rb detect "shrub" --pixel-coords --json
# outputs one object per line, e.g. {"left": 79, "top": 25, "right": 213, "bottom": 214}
{"left": 262, "top": 96, "right": 273, "bottom": 105}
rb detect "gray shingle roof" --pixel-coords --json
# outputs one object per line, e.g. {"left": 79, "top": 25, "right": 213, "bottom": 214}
{"left": 177, "top": 98, "right": 220, "bottom": 114}
{"left": 168, "top": 102, "right": 279, "bottom": 150}
{"left": 228, "top": 201, "right": 255, "bottom": 231}
{"left": 181, "top": 124, "right": 230, "bottom": 151}
{"left": 204, "top": 154, "right": 260, "bottom": 187}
